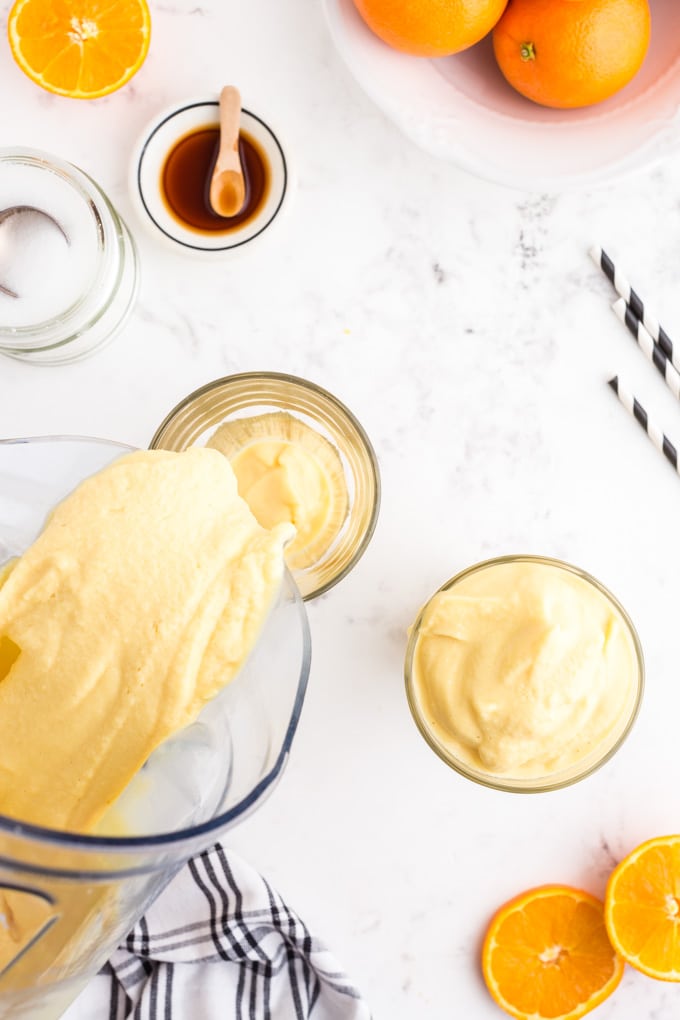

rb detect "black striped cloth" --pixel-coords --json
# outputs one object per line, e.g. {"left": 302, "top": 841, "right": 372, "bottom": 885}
{"left": 65, "top": 845, "right": 371, "bottom": 1020}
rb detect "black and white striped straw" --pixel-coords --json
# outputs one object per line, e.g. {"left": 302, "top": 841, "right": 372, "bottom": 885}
{"left": 591, "top": 245, "right": 678, "bottom": 371}
{"left": 608, "top": 375, "right": 680, "bottom": 475}
{"left": 612, "top": 297, "right": 680, "bottom": 401}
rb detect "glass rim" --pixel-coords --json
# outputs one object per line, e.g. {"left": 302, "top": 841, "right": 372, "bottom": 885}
{"left": 149, "top": 371, "right": 382, "bottom": 600}
{"left": 404, "top": 554, "right": 645, "bottom": 794}
{"left": 0, "top": 434, "right": 312, "bottom": 854}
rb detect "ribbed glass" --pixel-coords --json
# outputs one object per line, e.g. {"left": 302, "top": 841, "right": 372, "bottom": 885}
{"left": 150, "top": 372, "right": 381, "bottom": 600}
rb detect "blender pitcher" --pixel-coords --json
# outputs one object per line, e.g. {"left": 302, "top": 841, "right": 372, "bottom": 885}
{"left": 0, "top": 436, "right": 311, "bottom": 1020}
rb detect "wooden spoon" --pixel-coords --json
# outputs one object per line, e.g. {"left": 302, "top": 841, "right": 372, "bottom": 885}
{"left": 209, "top": 86, "right": 246, "bottom": 218}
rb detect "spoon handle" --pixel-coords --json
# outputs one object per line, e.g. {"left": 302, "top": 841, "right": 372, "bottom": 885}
{"left": 215, "top": 86, "right": 242, "bottom": 174}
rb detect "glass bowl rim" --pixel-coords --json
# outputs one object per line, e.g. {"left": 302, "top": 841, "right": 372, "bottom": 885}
{"left": 149, "top": 370, "right": 382, "bottom": 600}
{"left": 404, "top": 553, "right": 645, "bottom": 794}
{"left": 0, "top": 434, "right": 311, "bottom": 853}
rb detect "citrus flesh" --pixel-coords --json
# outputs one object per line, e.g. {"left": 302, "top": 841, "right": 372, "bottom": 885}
{"left": 605, "top": 834, "right": 680, "bottom": 981}
{"left": 482, "top": 885, "right": 624, "bottom": 1019}
{"left": 8, "top": 0, "right": 151, "bottom": 99}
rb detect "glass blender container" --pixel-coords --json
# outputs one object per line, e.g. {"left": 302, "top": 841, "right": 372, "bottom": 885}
{"left": 0, "top": 436, "right": 311, "bottom": 1019}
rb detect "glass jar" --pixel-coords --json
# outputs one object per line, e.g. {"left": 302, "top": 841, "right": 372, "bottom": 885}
{"left": 150, "top": 372, "right": 381, "bottom": 600}
{"left": 0, "top": 149, "right": 139, "bottom": 364}
{"left": 405, "top": 555, "right": 644, "bottom": 793}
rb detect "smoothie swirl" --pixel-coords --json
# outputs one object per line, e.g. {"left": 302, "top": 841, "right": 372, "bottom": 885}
{"left": 410, "top": 559, "right": 640, "bottom": 780}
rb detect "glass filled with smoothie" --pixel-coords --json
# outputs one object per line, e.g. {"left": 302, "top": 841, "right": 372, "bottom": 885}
{"left": 405, "top": 556, "right": 644, "bottom": 792}
{"left": 150, "top": 372, "right": 381, "bottom": 600}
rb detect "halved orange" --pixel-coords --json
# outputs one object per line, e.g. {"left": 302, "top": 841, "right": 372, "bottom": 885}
{"left": 8, "top": 0, "right": 151, "bottom": 100}
{"left": 605, "top": 834, "right": 680, "bottom": 981}
{"left": 482, "top": 885, "right": 624, "bottom": 1020}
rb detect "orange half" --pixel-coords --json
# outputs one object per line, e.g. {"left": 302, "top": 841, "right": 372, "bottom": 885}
{"left": 482, "top": 885, "right": 624, "bottom": 1020}
{"left": 605, "top": 834, "right": 680, "bottom": 981}
{"left": 8, "top": 0, "right": 151, "bottom": 99}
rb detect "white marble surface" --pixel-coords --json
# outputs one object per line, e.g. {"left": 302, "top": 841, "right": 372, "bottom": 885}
{"left": 2, "top": 0, "right": 680, "bottom": 1017}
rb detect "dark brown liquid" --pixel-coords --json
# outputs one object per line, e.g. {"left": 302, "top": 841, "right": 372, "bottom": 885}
{"left": 161, "top": 127, "right": 269, "bottom": 234}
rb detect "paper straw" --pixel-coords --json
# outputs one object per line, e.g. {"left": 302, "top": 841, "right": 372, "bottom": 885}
{"left": 612, "top": 297, "right": 680, "bottom": 401}
{"left": 608, "top": 375, "right": 680, "bottom": 475}
{"left": 590, "top": 246, "right": 677, "bottom": 370}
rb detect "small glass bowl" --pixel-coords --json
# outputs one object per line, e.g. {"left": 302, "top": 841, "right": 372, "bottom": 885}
{"left": 0, "top": 149, "right": 139, "bottom": 364}
{"left": 129, "top": 98, "right": 290, "bottom": 257}
{"left": 404, "top": 555, "right": 644, "bottom": 793}
{"left": 149, "top": 372, "right": 381, "bottom": 600}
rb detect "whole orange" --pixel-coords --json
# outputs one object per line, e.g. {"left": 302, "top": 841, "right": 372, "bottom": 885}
{"left": 492, "top": 0, "right": 651, "bottom": 109}
{"left": 352, "top": 0, "right": 509, "bottom": 58}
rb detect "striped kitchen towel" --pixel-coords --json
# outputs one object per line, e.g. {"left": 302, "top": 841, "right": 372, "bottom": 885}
{"left": 66, "top": 845, "right": 371, "bottom": 1020}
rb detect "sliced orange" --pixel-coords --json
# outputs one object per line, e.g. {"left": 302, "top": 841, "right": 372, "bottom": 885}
{"left": 8, "top": 0, "right": 151, "bottom": 100}
{"left": 482, "top": 885, "right": 624, "bottom": 1020}
{"left": 605, "top": 834, "right": 680, "bottom": 981}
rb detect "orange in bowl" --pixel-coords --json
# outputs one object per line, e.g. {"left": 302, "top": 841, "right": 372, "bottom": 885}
{"left": 492, "top": 0, "right": 651, "bottom": 109}
{"left": 605, "top": 834, "right": 680, "bottom": 981}
{"left": 482, "top": 885, "right": 624, "bottom": 1019}
{"left": 8, "top": 0, "right": 151, "bottom": 100}
{"left": 351, "top": 0, "right": 509, "bottom": 58}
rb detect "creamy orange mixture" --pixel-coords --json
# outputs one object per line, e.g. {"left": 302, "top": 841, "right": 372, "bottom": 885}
{"left": 0, "top": 447, "right": 292, "bottom": 832}
{"left": 208, "top": 412, "right": 348, "bottom": 570}
{"left": 411, "top": 561, "right": 639, "bottom": 779}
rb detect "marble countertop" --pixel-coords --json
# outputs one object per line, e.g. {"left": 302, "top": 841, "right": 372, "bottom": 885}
{"left": 2, "top": 0, "right": 680, "bottom": 1016}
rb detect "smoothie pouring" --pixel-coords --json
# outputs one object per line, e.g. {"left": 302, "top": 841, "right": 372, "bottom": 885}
{"left": 0, "top": 447, "right": 292, "bottom": 832}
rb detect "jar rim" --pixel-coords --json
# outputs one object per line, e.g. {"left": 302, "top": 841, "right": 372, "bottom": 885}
{"left": 0, "top": 149, "right": 136, "bottom": 357}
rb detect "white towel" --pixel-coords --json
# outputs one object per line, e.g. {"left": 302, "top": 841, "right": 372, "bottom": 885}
{"left": 65, "top": 845, "right": 371, "bottom": 1020}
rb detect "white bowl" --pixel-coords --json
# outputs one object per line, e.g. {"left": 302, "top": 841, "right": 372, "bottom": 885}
{"left": 129, "top": 98, "right": 291, "bottom": 256}
{"left": 323, "top": 0, "right": 680, "bottom": 190}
